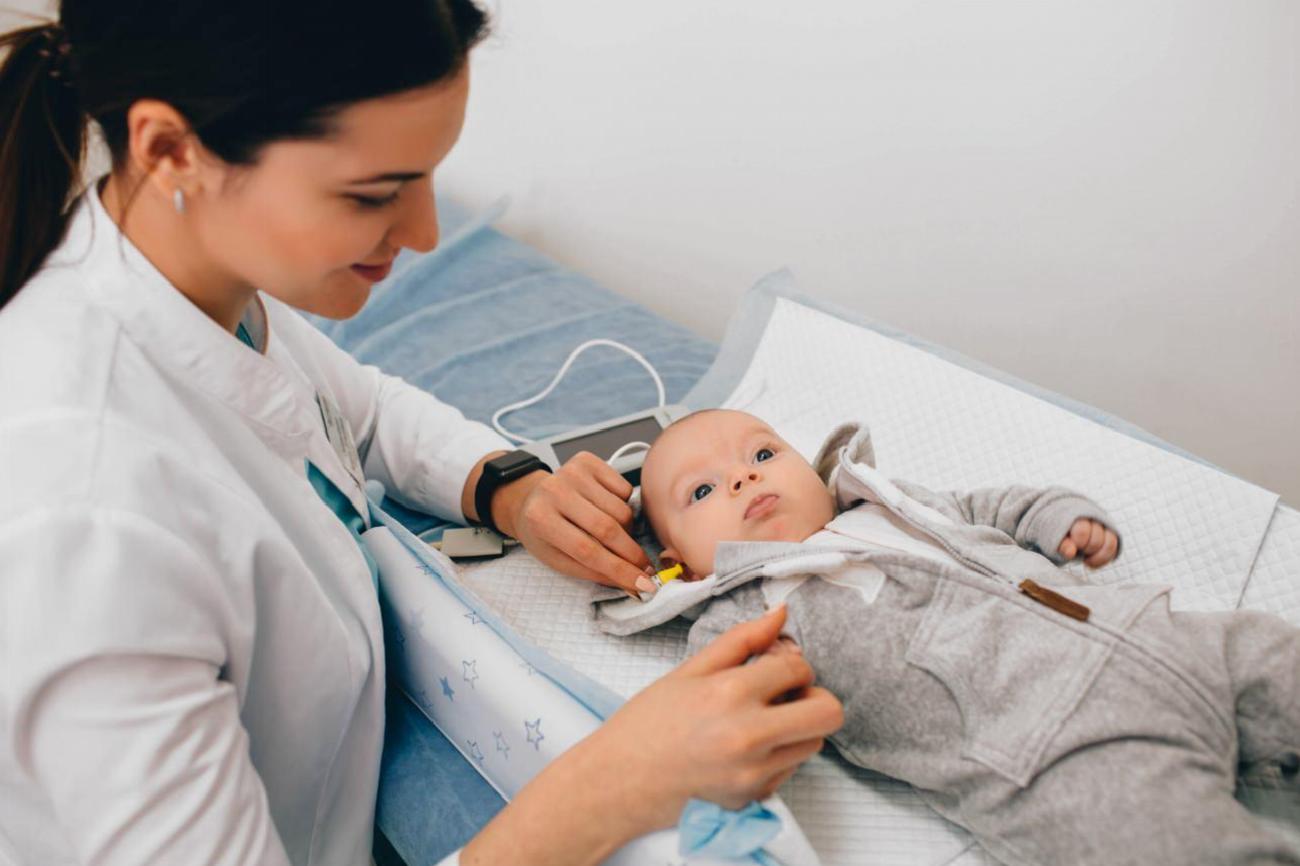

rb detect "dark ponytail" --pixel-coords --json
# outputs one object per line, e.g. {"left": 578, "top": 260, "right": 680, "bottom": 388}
{"left": 0, "top": 22, "right": 86, "bottom": 306}
{"left": 0, "top": 0, "right": 489, "bottom": 310}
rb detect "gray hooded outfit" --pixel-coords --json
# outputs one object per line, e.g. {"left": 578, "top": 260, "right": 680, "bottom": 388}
{"left": 594, "top": 423, "right": 1300, "bottom": 865}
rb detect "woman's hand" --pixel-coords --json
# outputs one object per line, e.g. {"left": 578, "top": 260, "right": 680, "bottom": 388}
{"left": 586, "top": 605, "right": 843, "bottom": 828}
{"left": 491, "top": 451, "right": 653, "bottom": 593}
{"left": 460, "top": 606, "right": 844, "bottom": 866}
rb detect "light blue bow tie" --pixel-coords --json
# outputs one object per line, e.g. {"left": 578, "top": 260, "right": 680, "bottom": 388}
{"left": 678, "top": 799, "right": 783, "bottom": 864}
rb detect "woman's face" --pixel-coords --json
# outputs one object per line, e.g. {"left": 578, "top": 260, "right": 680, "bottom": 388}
{"left": 189, "top": 70, "right": 470, "bottom": 320}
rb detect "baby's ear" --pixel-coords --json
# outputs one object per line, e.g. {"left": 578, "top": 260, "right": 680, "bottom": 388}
{"left": 658, "top": 549, "right": 702, "bottom": 582}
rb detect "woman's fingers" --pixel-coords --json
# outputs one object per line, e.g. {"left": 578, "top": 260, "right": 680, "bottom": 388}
{"left": 677, "top": 606, "right": 787, "bottom": 677}
{"left": 716, "top": 736, "right": 827, "bottom": 808}
{"left": 760, "top": 735, "right": 828, "bottom": 781}
{"left": 568, "top": 451, "right": 635, "bottom": 500}
{"left": 535, "top": 518, "right": 647, "bottom": 592}
{"left": 751, "top": 687, "right": 845, "bottom": 749}
{"left": 542, "top": 544, "right": 639, "bottom": 592}
{"left": 509, "top": 453, "right": 655, "bottom": 588}
{"left": 731, "top": 647, "right": 817, "bottom": 704}
{"left": 756, "top": 763, "right": 804, "bottom": 801}
{"left": 765, "top": 637, "right": 802, "bottom": 657}
{"left": 1058, "top": 537, "right": 1077, "bottom": 559}
{"left": 555, "top": 489, "right": 650, "bottom": 571}
{"left": 574, "top": 471, "right": 637, "bottom": 528}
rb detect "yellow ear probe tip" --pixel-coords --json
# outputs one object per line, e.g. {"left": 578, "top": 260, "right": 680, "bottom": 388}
{"left": 653, "top": 563, "right": 684, "bottom": 587}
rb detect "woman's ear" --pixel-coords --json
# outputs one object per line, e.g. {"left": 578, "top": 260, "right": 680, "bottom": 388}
{"left": 125, "top": 98, "right": 205, "bottom": 206}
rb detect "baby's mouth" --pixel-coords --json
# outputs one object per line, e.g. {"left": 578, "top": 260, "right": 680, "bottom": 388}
{"left": 744, "top": 493, "right": 780, "bottom": 520}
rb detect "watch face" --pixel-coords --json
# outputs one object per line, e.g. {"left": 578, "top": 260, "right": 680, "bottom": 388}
{"left": 493, "top": 450, "right": 541, "bottom": 476}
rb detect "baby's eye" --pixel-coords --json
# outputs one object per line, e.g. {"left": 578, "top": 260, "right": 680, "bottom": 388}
{"left": 754, "top": 447, "right": 776, "bottom": 463}
{"left": 691, "top": 483, "right": 715, "bottom": 503}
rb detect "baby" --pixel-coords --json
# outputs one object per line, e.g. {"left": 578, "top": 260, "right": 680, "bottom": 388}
{"left": 600, "top": 409, "right": 1300, "bottom": 866}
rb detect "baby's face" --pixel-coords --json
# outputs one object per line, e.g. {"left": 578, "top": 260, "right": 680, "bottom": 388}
{"left": 641, "top": 410, "right": 836, "bottom": 578}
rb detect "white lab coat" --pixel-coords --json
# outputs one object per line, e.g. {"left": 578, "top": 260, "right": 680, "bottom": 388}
{"left": 0, "top": 186, "right": 508, "bottom": 865}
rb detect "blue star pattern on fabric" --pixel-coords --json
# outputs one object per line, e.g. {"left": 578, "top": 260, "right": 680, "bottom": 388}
{"left": 463, "top": 611, "right": 484, "bottom": 626}
{"left": 439, "top": 676, "right": 455, "bottom": 701}
{"left": 467, "top": 740, "right": 485, "bottom": 765}
{"left": 494, "top": 730, "right": 510, "bottom": 761}
{"left": 525, "top": 717, "right": 545, "bottom": 751}
{"left": 462, "top": 659, "right": 479, "bottom": 689}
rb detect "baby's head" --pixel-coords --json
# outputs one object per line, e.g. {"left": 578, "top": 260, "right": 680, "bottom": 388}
{"left": 640, "top": 409, "right": 836, "bottom": 578}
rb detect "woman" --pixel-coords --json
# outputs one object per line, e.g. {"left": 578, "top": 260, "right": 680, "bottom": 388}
{"left": 0, "top": 2, "right": 843, "bottom": 864}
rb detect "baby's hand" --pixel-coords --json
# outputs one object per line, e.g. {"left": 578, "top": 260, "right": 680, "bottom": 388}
{"left": 1058, "top": 518, "right": 1120, "bottom": 568}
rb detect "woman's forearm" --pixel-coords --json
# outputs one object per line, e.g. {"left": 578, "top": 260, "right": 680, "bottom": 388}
{"left": 459, "top": 731, "right": 651, "bottom": 866}
{"left": 459, "top": 600, "right": 844, "bottom": 865}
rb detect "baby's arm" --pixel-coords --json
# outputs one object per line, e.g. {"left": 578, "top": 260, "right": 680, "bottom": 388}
{"left": 893, "top": 480, "right": 1121, "bottom": 568}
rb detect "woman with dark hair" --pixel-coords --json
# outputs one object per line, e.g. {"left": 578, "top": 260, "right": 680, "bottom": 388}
{"left": 0, "top": 2, "right": 842, "bottom": 863}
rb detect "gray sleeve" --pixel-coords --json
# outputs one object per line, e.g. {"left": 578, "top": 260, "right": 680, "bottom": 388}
{"left": 685, "top": 584, "right": 773, "bottom": 657}
{"left": 894, "top": 479, "right": 1120, "bottom": 565}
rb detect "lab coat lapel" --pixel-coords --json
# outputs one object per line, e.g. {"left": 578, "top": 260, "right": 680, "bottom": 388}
{"left": 66, "top": 189, "right": 316, "bottom": 446}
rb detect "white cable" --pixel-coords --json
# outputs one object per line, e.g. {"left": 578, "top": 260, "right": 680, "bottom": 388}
{"left": 608, "top": 440, "right": 652, "bottom": 465}
{"left": 491, "top": 339, "right": 667, "bottom": 444}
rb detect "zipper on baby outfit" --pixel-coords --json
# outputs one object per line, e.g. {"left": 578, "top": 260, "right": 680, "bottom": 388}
{"left": 841, "top": 457, "right": 1093, "bottom": 622}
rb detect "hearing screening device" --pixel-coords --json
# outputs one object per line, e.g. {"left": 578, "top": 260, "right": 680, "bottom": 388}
{"left": 490, "top": 338, "right": 690, "bottom": 484}
{"left": 520, "top": 404, "right": 689, "bottom": 484}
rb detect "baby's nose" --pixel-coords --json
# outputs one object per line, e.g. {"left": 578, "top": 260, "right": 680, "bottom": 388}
{"left": 731, "top": 470, "right": 760, "bottom": 492}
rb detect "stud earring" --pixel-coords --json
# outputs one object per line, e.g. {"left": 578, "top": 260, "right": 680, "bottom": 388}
{"left": 173, "top": 188, "right": 185, "bottom": 215}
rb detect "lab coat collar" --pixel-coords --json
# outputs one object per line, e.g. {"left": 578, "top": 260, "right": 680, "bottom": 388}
{"left": 54, "top": 184, "right": 316, "bottom": 443}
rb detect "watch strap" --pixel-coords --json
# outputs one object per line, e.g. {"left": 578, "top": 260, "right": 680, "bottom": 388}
{"left": 474, "top": 450, "right": 550, "bottom": 536}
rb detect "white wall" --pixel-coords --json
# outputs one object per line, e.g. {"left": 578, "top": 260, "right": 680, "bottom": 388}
{"left": 441, "top": 0, "right": 1299, "bottom": 506}
{"left": 6, "top": 1, "right": 1295, "bottom": 504}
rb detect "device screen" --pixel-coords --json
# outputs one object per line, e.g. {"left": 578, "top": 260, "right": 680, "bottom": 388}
{"left": 552, "top": 416, "right": 667, "bottom": 464}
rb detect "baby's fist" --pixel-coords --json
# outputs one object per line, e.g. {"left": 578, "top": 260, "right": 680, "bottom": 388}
{"left": 1058, "top": 518, "right": 1120, "bottom": 568}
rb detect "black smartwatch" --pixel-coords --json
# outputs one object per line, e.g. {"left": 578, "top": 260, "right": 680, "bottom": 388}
{"left": 474, "top": 450, "right": 551, "bottom": 536}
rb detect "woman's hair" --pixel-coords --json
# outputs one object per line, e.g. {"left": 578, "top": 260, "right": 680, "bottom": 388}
{"left": 0, "top": 0, "right": 489, "bottom": 307}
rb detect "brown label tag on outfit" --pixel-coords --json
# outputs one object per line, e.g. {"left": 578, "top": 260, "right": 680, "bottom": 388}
{"left": 1018, "top": 579, "right": 1091, "bottom": 622}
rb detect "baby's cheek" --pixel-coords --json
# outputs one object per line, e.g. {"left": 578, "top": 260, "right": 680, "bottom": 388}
{"left": 688, "top": 539, "right": 720, "bottom": 578}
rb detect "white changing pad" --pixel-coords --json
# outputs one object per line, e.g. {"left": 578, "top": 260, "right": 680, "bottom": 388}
{"left": 728, "top": 296, "right": 1278, "bottom": 610}
{"left": 1241, "top": 505, "right": 1300, "bottom": 628}
{"left": 447, "top": 286, "right": 1297, "bottom": 865}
